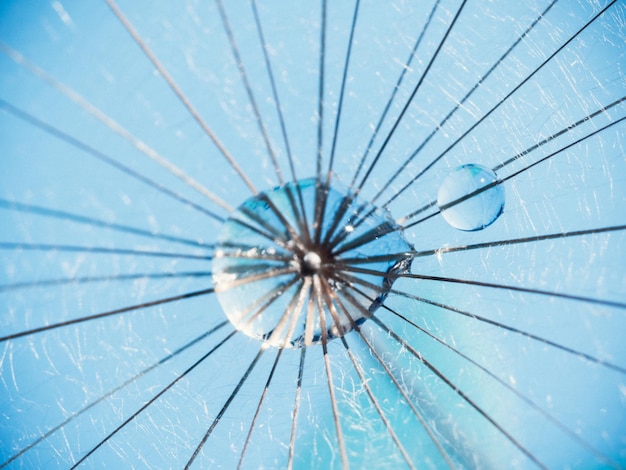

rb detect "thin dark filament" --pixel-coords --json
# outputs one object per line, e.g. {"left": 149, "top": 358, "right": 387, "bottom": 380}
{"left": 0, "top": 322, "right": 228, "bottom": 469}
{"left": 185, "top": 346, "right": 266, "bottom": 470}
{"left": 264, "top": 276, "right": 312, "bottom": 346}
{"left": 304, "top": 284, "right": 317, "bottom": 346}
{"left": 326, "top": 0, "right": 456, "bottom": 247}
{"left": 338, "top": 272, "right": 626, "bottom": 467}
{"left": 216, "top": 250, "right": 293, "bottom": 264}
{"left": 237, "top": 193, "right": 306, "bottom": 251}
{"left": 381, "top": 302, "right": 623, "bottom": 468}
{"left": 316, "top": 0, "right": 327, "bottom": 182}
{"left": 0, "top": 242, "right": 212, "bottom": 260}
{"left": 345, "top": 270, "right": 621, "bottom": 375}
{"left": 249, "top": 0, "right": 310, "bottom": 239}
{"left": 237, "top": 285, "right": 306, "bottom": 468}
{"left": 230, "top": 216, "right": 292, "bottom": 251}
{"left": 497, "top": 116, "right": 626, "bottom": 187}
{"left": 323, "top": 185, "right": 357, "bottom": 246}
{"left": 327, "top": 0, "right": 361, "bottom": 183}
{"left": 425, "top": 224, "right": 626, "bottom": 258}
{"left": 313, "top": 181, "right": 330, "bottom": 245}
{"left": 338, "top": 340, "right": 416, "bottom": 468}
{"left": 216, "top": 0, "right": 283, "bottom": 185}
{"left": 334, "top": 251, "right": 415, "bottom": 266}
{"left": 104, "top": 0, "right": 257, "bottom": 194}
{"left": 0, "top": 271, "right": 212, "bottom": 293}
{"left": 237, "top": 348, "right": 284, "bottom": 470}
{"left": 313, "top": 275, "right": 349, "bottom": 469}
{"left": 218, "top": 240, "right": 290, "bottom": 255}
{"left": 70, "top": 329, "right": 238, "bottom": 469}
{"left": 0, "top": 287, "right": 215, "bottom": 343}
{"left": 332, "top": 3, "right": 608, "bottom": 250}
{"left": 341, "top": 336, "right": 416, "bottom": 469}
{"left": 323, "top": 0, "right": 441, "bottom": 246}
{"left": 0, "top": 199, "right": 212, "bottom": 250}
{"left": 231, "top": 277, "right": 302, "bottom": 336}
{"left": 285, "top": 279, "right": 311, "bottom": 345}
{"left": 320, "top": 193, "right": 356, "bottom": 247}
{"left": 356, "top": 0, "right": 468, "bottom": 194}
{"left": 370, "top": 0, "right": 559, "bottom": 206}
{"left": 260, "top": 280, "right": 305, "bottom": 345}
{"left": 216, "top": 264, "right": 283, "bottom": 279}
{"left": 313, "top": 0, "right": 329, "bottom": 246}
{"left": 326, "top": 200, "right": 376, "bottom": 251}
{"left": 318, "top": 0, "right": 360, "bottom": 250}
{"left": 493, "top": 95, "right": 626, "bottom": 172}
{"left": 287, "top": 346, "right": 307, "bottom": 470}
{"left": 0, "top": 99, "right": 225, "bottom": 223}
{"left": 324, "top": 275, "right": 456, "bottom": 469}
{"left": 285, "top": 184, "right": 312, "bottom": 246}
{"left": 401, "top": 98, "right": 626, "bottom": 224}
{"left": 383, "top": 0, "right": 618, "bottom": 210}
{"left": 214, "top": 266, "right": 297, "bottom": 293}
{"left": 319, "top": 277, "right": 416, "bottom": 469}
{"left": 387, "top": 284, "right": 626, "bottom": 373}
{"left": 325, "top": 194, "right": 396, "bottom": 254}
{"left": 403, "top": 114, "right": 626, "bottom": 230}
{"left": 331, "top": 114, "right": 626, "bottom": 257}
{"left": 238, "top": 204, "right": 291, "bottom": 245}
{"left": 258, "top": 193, "right": 308, "bottom": 252}
{"left": 349, "top": 0, "right": 442, "bottom": 189}
{"left": 332, "top": 220, "right": 398, "bottom": 257}
{"left": 341, "top": 265, "right": 626, "bottom": 310}
{"left": 337, "top": 224, "right": 626, "bottom": 266}
{"left": 0, "top": 43, "right": 232, "bottom": 212}
{"left": 372, "top": 315, "right": 549, "bottom": 469}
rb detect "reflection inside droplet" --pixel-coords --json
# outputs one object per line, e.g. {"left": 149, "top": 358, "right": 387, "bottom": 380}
{"left": 437, "top": 163, "right": 505, "bottom": 231}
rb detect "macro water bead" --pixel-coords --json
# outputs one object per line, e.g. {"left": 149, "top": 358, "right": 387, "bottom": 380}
{"left": 212, "top": 178, "right": 413, "bottom": 348}
{"left": 437, "top": 163, "right": 505, "bottom": 231}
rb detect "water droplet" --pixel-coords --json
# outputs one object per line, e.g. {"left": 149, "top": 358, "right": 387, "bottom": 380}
{"left": 437, "top": 163, "right": 504, "bottom": 231}
{"left": 212, "top": 178, "right": 413, "bottom": 348}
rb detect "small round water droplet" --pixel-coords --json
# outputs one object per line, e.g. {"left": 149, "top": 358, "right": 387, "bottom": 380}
{"left": 437, "top": 163, "right": 504, "bottom": 231}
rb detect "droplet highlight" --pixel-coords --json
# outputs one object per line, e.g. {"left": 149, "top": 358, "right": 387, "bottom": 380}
{"left": 437, "top": 163, "right": 504, "bottom": 231}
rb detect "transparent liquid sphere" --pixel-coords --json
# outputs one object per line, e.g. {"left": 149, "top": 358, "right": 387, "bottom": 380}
{"left": 437, "top": 164, "right": 505, "bottom": 231}
{"left": 212, "top": 178, "right": 413, "bottom": 348}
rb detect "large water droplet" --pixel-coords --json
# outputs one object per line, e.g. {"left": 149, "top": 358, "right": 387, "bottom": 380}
{"left": 437, "top": 163, "right": 504, "bottom": 231}
{"left": 212, "top": 178, "right": 413, "bottom": 348}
